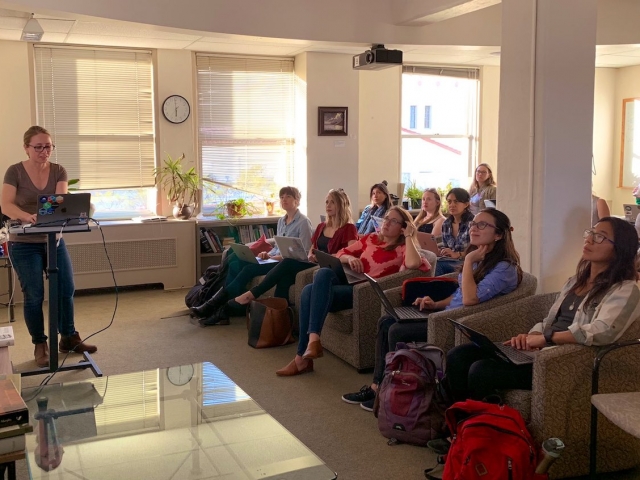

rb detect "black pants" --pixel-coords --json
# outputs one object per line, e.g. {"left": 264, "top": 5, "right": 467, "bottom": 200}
{"left": 445, "top": 343, "right": 533, "bottom": 402}
{"left": 250, "top": 258, "right": 316, "bottom": 302}
{"left": 373, "top": 316, "right": 428, "bottom": 385}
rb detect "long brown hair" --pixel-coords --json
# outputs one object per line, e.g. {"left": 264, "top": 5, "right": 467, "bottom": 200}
{"left": 381, "top": 206, "right": 418, "bottom": 251}
{"left": 572, "top": 217, "right": 639, "bottom": 311}
{"left": 461, "top": 208, "right": 522, "bottom": 285}
{"left": 470, "top": 163, "right": 496, "bottom": 195}
{"left": 414, "top": 188, "right": 443, "bottom": 227}
{"left": 23, "top": 125, "right": 50, "bottom": 146}
{"left": 325, "top": 188, "right": 353, "bottom": 229}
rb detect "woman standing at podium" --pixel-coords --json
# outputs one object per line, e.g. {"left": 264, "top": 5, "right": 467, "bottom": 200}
{"left": 1, "top": 126, "right": 96, "bottom": 368}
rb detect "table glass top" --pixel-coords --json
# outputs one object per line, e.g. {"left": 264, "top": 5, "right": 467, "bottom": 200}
{"left": 21, "top": 363, "right": 336, "bottom": 480}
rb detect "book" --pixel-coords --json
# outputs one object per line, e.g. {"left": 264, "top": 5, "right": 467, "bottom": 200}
{"left": 0, "top": 423, "right": 32, "bottom": 440}
{"left": 0, "top": 433, "right": 25, "bottom": 455}
{"left": 198, "top": 228, "right": 213, "bottom": 253}
{"left": 0, "top": 379, "right": 28, "bottom": 428}
{"left": 132, "top": 215, "right": 168, "bottom": 223}
{"left": 0, "top": 327, "right": 14, "bottom": 348}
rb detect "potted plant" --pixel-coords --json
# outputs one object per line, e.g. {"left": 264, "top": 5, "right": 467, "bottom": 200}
{"left": 154, "top": 153, "right": 200, "bottom": 220}
{"left": 225, "top": 198, "right": 255, "bottom": 218}
{"left": 405, "top": 180, "right": 423, "bottom": 209}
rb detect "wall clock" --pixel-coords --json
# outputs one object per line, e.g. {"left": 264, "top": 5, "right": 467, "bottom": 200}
{"left": 166, "top": 364, "right": 195, "bottom": 386}
{"left": 162, "top": 95, "right": 190, "bottom": 124}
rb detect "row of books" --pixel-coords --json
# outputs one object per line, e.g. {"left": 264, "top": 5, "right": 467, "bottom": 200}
{"left": 235, "top": 224, "right": 275, "bottom": 244}
{"left": 0, "top": 378, "right": 31, "bottom": 455}
{"left": 199, "top": 227, "right": 225, "bottom": 253}
{"left": 199, "top": 225, "right": 276, "bottom": 253}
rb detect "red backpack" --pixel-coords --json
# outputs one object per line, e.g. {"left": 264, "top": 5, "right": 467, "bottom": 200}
{"left": 442, "top": 400, "right": 548, "bottom": 480}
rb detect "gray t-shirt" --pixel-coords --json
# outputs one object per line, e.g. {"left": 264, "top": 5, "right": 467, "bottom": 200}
{"left": 4, "top": 162, "right": 68, "bottom": 243}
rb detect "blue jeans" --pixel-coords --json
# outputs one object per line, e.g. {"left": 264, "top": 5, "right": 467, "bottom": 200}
{"left": 9, "top": 239, "right": 76, "bottom": 344}
{"left": 297, "top": 268, "right": 353, "bottom": 356}
{"left": 435, "top": 258, "right": 463, "bottom": 276}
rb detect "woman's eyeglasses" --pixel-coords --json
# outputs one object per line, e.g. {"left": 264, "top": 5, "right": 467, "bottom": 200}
{"left": 469, "top": 220, "right": 496, "bottom": 230}
{"left": 583, "top": 229, "right": 615, "bottom": 245}
{"left": 29, "top": 144, "right": 55, "bottom": 153}
{"left": 382, "top": 217, "right": 403, "bottom": 226}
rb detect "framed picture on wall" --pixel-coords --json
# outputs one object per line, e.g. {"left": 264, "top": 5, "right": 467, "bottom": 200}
{"left": 318, "top": 107, "right": 348, "bottom": 136}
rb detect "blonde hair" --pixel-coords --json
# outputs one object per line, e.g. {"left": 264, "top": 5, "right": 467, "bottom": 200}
{"left": 469, "top": 163, "right": 496, "bottom": 195}
{"left": 23, "top": 126, "right": 50, "bottom": 146}
{"left": 325, "top": 189, "right": 353, "bottom": 229}
{"left": 414, "top": 188, "right": 443, "bottom": 228}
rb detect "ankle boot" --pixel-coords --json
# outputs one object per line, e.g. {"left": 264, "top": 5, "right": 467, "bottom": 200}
{"left": 59, "top": 332, "right": 97, "bottom": 354}
{"left": 34, "top": 342, "right": 49, "bottom": 368}
{"left": 190, "top": 287, "right": 228, "bottom": 318}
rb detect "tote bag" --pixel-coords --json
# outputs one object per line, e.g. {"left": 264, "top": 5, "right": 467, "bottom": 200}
{"left": 247, "top": 298, "right": 295, "bottom": 348}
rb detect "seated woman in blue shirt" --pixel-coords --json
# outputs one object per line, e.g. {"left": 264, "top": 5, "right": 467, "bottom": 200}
{"left": 436, "top": 187, "right": 474, "bottom": 276}
{"left": 355, "top": 181, "right": 391, "bottom": 235}
{"left": 341, "top": 208, "right": 522, "bottom": 411}
{"left": 190, "top": 186, "right": 313, "bottom": 323}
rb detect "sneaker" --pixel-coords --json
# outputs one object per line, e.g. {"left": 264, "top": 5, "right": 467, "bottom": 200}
{"left": 360, "top": 398, "right": 375, "bottom": 412}
{"left": 342, "top": 385, "right": 376, "bottom": 405}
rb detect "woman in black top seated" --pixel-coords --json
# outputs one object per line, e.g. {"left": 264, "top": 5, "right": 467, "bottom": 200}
{"left": 230, "top": 189, "right": 358, "bottom": 307}
{"left": 413, "top": 188, "right": 445, "bottom": 236}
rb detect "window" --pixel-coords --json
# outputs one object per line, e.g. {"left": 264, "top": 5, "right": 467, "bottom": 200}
{"left": 33, "top": 46, "right": 156, "bottom": 219}
{"left": 620, "top": 97, "right": 640, "bottom": 188}
{"left": 424, "top": 106, "right": 432, "bottom": 129}
{"left": 401, "top": 66, "right": 479, "bottom": 191}
{"left": 196, "top": 55, "right": 296, "bottom": 216}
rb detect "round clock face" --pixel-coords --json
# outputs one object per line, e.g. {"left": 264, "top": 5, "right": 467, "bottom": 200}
{"left": 162, "top": 95, "right": 190, "bottom": 124}
{"left": 166, "top": 364, "right": 194, "bottom": 386}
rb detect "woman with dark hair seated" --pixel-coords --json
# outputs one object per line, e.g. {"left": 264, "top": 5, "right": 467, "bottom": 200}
{"left": 355, "top": 181, "right": 391, "bottom": 235}
{"left": 190, "top": 186, "right": 312, "bottom": 324}
{"left": 342, "top": 208, "right": 522, "bottom": 411}
{"left": 276, "top": 206, "right": 431, "bottom": 376}
{"left": 444, "top": 216, "right": 640, "bottom": 403}
{"left": 230, "top": 188, "right": 358, "bottom": 307}
{"left": 436, "top": 187, "right": 474, "bottom": 276}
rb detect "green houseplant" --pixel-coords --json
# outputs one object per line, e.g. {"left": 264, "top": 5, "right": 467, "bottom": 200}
{"left": 154, "top": 153, "right": 200, "bottom": 220}
{"left": 405, "top": 180, "right": 423, "bottom": 209}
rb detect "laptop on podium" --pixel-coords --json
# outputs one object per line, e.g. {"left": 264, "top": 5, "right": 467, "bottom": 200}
{"left": 11, "top": 193, "right": 92, "bottom": 234}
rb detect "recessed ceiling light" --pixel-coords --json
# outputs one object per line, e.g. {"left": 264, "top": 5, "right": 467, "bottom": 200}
{"left": 490, "top": 51, "right": 501, "bottom": 57}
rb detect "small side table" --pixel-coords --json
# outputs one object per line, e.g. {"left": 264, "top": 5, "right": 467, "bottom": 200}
{"left": 0, "top": 450, "right": 25, "bottom": 480}
{"left": 0, "top": 257, "right": 13, "bottom": 322}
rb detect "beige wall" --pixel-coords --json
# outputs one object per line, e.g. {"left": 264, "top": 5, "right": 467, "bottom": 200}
{"left": 479, "top": 66, "right": 500, "bottom": 176}
{"left": 612, "top": 65, "right": 640, "bottom": 214}
{"left": 592, "top": 68, "right": 617, "bottom": 208}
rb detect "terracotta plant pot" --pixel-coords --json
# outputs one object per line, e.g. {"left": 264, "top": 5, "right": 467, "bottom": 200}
{"left": 173, "top": 204, "right": 194, "bottom": 220}
{"left": 226, "top": 203, "right": 245, "bottom": 218}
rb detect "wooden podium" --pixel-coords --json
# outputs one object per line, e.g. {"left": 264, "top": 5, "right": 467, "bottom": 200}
{"left": 9, "top": 224, "right": 102, "bottom": 378}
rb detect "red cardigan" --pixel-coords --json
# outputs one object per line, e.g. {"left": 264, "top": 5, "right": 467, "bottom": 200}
{"left": 311, "top": 222, "right": 358, "bottom": 254}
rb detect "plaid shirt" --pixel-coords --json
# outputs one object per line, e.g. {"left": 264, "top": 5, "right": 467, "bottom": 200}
{"left": 440, "top": 211, "right": 474, "bottom": 253}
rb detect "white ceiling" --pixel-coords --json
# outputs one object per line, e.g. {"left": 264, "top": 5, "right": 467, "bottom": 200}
{"left": 0, "top": 7, "right": 638, "bottom": 68}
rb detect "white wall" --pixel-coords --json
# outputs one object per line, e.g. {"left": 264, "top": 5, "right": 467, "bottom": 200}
{"left": 612, "top": 65, "right": 640, "bottom": 214}
{"left": 592, "top": 68, "right": 617, "bottom": 208}
{"left": 479, "top": 66, "right": 500, "bottom": 176}
{"left": 358, "top": 66, "right": 402, "bottom": 208}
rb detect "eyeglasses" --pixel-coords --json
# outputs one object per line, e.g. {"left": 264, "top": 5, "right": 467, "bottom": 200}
{"left": 382, "top": 217, "right": 403, "bottom": 227}
{"left": 476, "top": 170, "right": 490, "bottom": 175}
{"left": 469, "top": 220, "right": 497, "bottom": 230}
{"left": 28, "top": 144, "right": 55, "bottom": 153}
{"left": 583, "top": 229, "right": 615, "bottom": 245}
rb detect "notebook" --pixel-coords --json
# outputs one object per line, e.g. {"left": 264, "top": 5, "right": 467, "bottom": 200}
{"left": 314, "top": 249, "right": 367, "bottom": 285}
{"left": 230, "top": 243, "right": 279, "bottom": 265}
{"left": 274, "top": 236, "right": 309, "bottom": 262}
{"left": 448, "top": 318, "right": 537, "bottom": 365}
{"left": 365, "top": 274, "right": 430, "bottom": 321}
{"left": 623, "top": 204, "right": 640, "bottom": 224}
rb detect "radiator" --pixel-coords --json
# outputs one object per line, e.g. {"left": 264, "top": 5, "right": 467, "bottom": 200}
{"left": 67, "top": 238, "right": 178, "bottom": 274}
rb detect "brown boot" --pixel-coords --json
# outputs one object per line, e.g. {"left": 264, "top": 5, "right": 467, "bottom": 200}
{"left": 59, "top": 333, "right": 97, "bottom": 354}
{"left": 34, "top": 342, "right": 49, "bottom": 368}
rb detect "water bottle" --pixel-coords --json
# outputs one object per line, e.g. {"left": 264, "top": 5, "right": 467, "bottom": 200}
{"left": 535, "top": 438, "right": 565, "bottom": 474}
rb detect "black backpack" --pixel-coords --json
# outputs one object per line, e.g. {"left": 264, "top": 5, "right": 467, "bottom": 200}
{"left": 184, "top": 260, "right": 229, "bottom": 308}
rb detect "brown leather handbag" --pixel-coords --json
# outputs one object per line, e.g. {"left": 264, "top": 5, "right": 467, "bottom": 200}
{"left": 247, "top": 298, "right": 295, "bottom": 348}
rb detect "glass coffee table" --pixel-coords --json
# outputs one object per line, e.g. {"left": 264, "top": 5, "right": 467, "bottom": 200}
{"left": 21, "top": 363, "right": 337, "bottom": 479}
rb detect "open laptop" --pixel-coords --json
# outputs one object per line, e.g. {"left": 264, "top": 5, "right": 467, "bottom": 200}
{"left": 365, "top": 274, "right": 431, "bottom": 321}
{"left": 416, "top": 232, "right": 440, "bottom": 256}
{"left": 274, "top": 236, "right": 309, "bottom": 262}
{"left": 448, "top": 318, "right": 537, "bottom": 365}
{"left": 623, "top": 204, "right": 640, "bottom": 224}
{"left": 314, "top": 249, "right": 367, "bottom": 285}
{"left": 230, "top": 243, "right": 279, "bottom": 265}
{"left": 28, "top": 193, "right": 91, "bottom": 227}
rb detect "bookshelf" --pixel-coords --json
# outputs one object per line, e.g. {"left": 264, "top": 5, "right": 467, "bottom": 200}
{"left": 195, "top": 216, "right": 279, "bottom": 278}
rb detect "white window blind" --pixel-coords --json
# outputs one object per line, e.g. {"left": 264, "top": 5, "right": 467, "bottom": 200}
{"left": 34, "top": 46, "right": 155, "bottom": 190}
{"left": 196, "top": 55, "right": 295, "bottom": 198}
{"left": 402, "top": 65, "right": 479, "bottom": 79}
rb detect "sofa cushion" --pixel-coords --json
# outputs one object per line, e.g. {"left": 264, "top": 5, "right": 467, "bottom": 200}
{"left": 324, "top": 310, "right": 353, "bottom": 334}
{"left": 502, "top": 389, "right": 532, "bottom": 423}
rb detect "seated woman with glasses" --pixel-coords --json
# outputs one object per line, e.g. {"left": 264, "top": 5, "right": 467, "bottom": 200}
{"left": 341, "top": 208, "right": 522, "bottom": 411}
{"left": 276, "top": 206, "right": 431, "bottom": 376}
{"left": 443, "top": 217, "right": 640, "bottom": 403}
{"left": 436, "top": 188, "right": 475, "bottom": 276}
{"left": 229, "top": 188, "right": 358, "bottom": 307}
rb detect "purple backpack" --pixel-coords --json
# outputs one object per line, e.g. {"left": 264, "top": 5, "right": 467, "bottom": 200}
{"left": 374, "top": 343, "right": 447, "bottom": 446}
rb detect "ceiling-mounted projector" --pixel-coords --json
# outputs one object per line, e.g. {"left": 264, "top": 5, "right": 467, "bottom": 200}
{"left": 352, "top": 44, "right": 403, "bottom": 70}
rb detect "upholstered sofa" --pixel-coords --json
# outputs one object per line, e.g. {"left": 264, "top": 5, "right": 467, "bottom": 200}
{"left": 384, "top": 271, "right": 538, "bottom": 352}
{"left": 459, "top": 294, "right": 640, "bottom": 479}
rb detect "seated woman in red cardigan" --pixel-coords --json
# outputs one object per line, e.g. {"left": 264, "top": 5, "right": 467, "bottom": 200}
{"left": 229, "top": 188, "right": 358, "bottom": 307}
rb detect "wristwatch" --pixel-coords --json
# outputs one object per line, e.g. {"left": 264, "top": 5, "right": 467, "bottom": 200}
{"left": 543, "top": 330, "right": 555, "bottom": 345}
